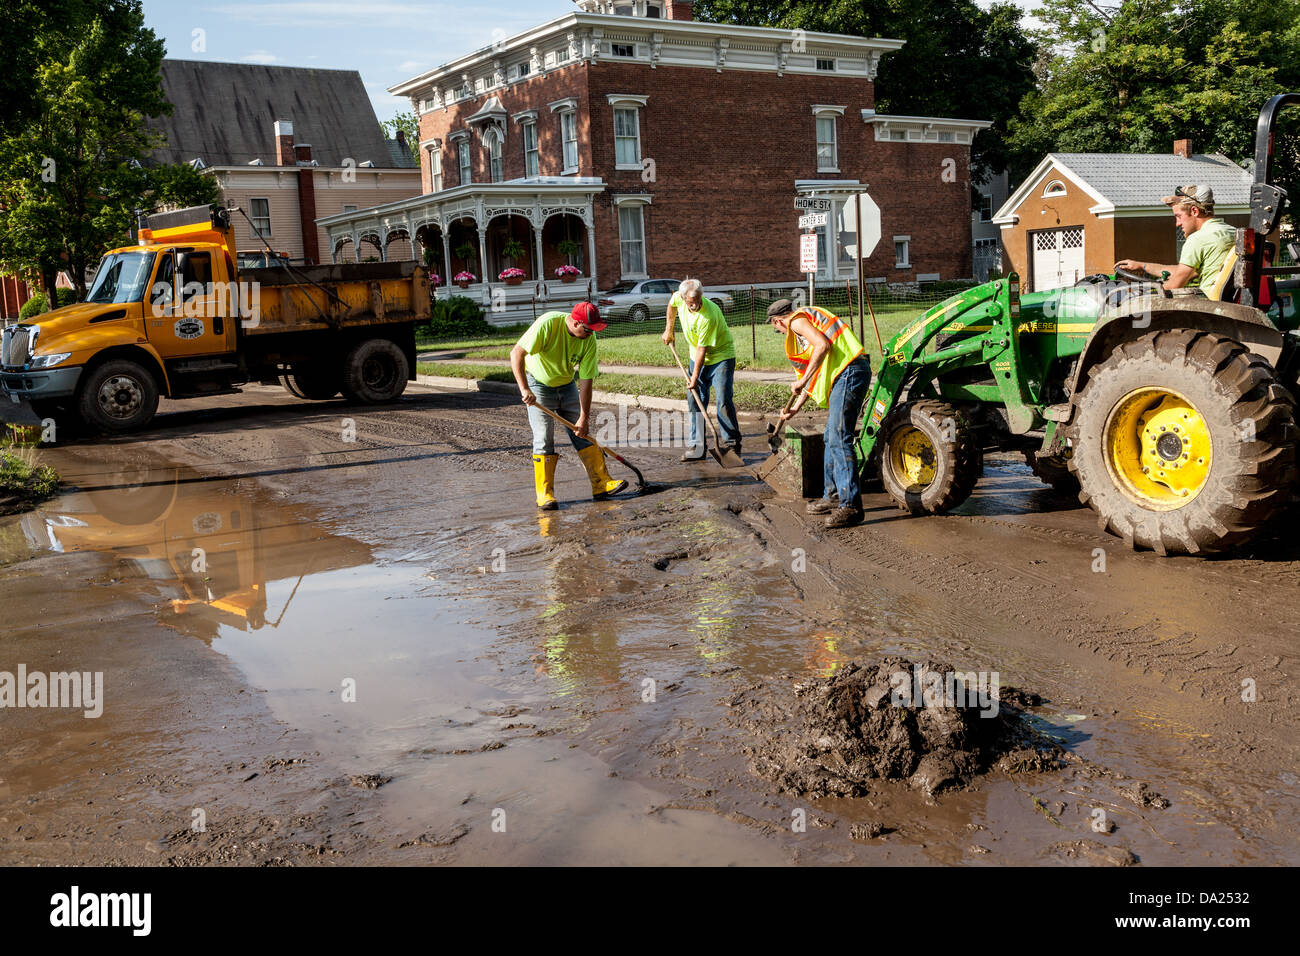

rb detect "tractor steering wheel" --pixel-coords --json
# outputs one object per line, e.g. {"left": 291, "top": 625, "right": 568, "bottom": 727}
{"left": 1114, "top": 266, "right": 1153, "bottom": 284}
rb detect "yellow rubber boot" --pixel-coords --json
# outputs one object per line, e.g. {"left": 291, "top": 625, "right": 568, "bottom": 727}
{"left": 577, "top": 444, "right": 627, "bottom": 499}
{"left": 533, "top": 454, "right": 558, "bottom": 510}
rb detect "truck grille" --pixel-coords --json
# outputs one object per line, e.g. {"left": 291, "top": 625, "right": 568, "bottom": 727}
{"left": 1, "top": 325, "right": 33, "bottom": 368}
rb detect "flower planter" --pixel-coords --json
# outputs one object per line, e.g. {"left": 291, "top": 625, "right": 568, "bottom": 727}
{"left": 456, "top": 280, "right": 471, "bottom": 290}
{"left": 560, "top": 274, "right": 577, "bottom": 284}
{"left": 505, "top": 276, "right": 524, "bottom": 287}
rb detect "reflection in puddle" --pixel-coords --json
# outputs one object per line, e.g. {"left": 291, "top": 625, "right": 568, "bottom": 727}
{"left": 17, "top": 466, "right": 372, "bottom": 642}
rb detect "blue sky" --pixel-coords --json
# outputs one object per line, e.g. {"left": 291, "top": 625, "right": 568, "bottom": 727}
{"left": 142, "top": 0, "right": 1040, "bottom": 124}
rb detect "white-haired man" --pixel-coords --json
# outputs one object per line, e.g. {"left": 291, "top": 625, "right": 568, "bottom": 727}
{"left": 660, "top": 278, "right": 740, "bottom": 461}
{"left": 1115, "top": 184, "right": 1236, "bottom": 297}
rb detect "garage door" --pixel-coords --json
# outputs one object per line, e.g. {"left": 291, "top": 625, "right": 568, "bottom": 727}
{"left": 1031, "top": 227, "right": 1085, "bottom": 292}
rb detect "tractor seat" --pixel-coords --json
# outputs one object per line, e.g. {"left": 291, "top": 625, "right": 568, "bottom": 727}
{"left": 1206, "top": 247, "right": 1240, "bottom": 303}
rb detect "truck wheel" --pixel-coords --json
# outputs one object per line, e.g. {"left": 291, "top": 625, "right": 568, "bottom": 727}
{"left": 1023, "top": 449, "right": 1080, "bottom": 494}
{"left": 341, "top": 338, "right": 408, "bottom": 404}
{"left": 289, "top": 363, "right": 341, "bottom": 400}
{"left": 77, "top": 359, "right": 159, "bottom": 433}
{"left": 879, "top": 400, "right": 983, "bottom": 514}
{"left": 1069, "top": 328, "right": 1298, "bottom": 554}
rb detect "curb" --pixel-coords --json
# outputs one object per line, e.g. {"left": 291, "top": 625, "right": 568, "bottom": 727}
{"left": 414, "top": 374, "right": 766, "bottom": 420}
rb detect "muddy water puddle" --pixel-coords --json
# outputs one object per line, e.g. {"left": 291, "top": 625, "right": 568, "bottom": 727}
{"left": 4, "top": 444, "right": 1298, "bottom": 864}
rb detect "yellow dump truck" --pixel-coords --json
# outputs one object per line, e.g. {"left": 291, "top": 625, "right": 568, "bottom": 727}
{"left": 0, "top": 205, "right": 429, "bottom": 432}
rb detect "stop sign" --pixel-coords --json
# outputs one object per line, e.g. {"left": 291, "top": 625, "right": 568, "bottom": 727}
{"left": 839, "top": 192, "right": 882, "bottom": 259}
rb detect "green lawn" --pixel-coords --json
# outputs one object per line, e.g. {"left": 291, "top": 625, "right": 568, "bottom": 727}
{"left": 419, "top": 302, "right": 925, "bottom": 372}
{"left": 416, "top": 362, "right": 793, "bottom": 411}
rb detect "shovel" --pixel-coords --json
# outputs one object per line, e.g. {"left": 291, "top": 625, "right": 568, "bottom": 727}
{"left": 666, "top": 342, "right": 746, "bottom": 469}
{"left": 532, "top": 402, "right": 651, "bottom": 495}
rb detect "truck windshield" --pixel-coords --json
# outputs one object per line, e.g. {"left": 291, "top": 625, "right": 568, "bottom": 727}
{"left": 86, "top": 252, "right": 157, "bottom": 304}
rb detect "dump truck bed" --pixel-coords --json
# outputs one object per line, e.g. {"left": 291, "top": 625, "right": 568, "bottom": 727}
{"left": 241, "top": 261, "right": 430, "bottom": 335}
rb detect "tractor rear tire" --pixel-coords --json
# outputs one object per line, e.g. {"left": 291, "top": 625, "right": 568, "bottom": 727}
{"left": 1068, "top": 328, "right": 1297, "bottom": 555}
{"left": 879, "top": 399, "right": 983, "bottom": 514}
{"left": 1023, "top": 449, "right": 1080, "bottom": 494}
{"left": 341, "top": 338, "right": 408, "bottom": 404}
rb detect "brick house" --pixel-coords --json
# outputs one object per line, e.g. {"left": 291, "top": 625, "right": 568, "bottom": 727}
{"left": 992, "top": 141, "right": 1252, "bottom": 292}
{"left": 320, "top": 0, "right": 987, "bottom": 310}
{"left": 151, "top": 60, "right": 422, "bottom": 266}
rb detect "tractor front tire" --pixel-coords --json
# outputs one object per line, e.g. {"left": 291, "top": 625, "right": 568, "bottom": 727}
{"left": 1023, "top": 449, "right": 1080, "bottom": 494}
{"left": 1069, "top": 328, "right": 1297, "bottom": 555}
{"left": 879, "top": 400, "right": 983, "bottom": 514}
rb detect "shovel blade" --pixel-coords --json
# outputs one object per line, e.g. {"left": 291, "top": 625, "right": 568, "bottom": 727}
{"left": 717, "top": 447, "right": 748, "bottom": 468}
{"left": 754, "top": 448, "right": 792, "bottom": 482}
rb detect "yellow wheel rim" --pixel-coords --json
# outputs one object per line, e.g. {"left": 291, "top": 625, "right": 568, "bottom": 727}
{"left": 889, "top": 425, "right": 937, "bottom": 488}
{"left": 1104, "top": 387, "right": 1212, "bottom": 510}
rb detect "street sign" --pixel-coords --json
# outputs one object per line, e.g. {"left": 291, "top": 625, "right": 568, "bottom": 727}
{"left": 794, "top": 197, "right": 832, "bottom": 211}
{"left": 840, "top": 192, "right": 882, "bottom": 258}
{"left": 799, "top": 233, "right": 818, "bottom": 274}
{"left": 798, "top": 212, "right": 828, "bottom": 229}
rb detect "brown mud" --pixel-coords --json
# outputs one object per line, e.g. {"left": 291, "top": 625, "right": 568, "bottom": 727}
{"left": 1, "top": 383, "right": 1298, "bottom": 865}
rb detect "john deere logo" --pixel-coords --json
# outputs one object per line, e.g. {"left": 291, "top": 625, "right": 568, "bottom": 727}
{"left": 174, "top": 318, "right": 204, "bottom": 340}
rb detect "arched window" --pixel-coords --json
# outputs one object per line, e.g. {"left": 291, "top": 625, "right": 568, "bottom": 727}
{"left": 1042, "top": 179, "right": 1067, "bottom": 198}
{"left": 486, "top": 129, "right": 503, "bottom": 183}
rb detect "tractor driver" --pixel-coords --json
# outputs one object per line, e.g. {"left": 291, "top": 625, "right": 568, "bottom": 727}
{"left": 1115, "top": 184, "right": 1236, "bottom": 297}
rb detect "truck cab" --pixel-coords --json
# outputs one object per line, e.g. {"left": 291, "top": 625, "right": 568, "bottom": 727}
{"left": 2, "top": 204, "right": 426, "bottom": 433}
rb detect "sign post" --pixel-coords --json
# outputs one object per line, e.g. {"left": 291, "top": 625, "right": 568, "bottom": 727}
{"left": 799, "top": 231, "right": 818, "bottom": 307}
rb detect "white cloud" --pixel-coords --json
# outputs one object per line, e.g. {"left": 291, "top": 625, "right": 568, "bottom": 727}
{"left": 240, "top": 50, "right": 280, "bottom": 64}
{"left": 397, "top": 60, "right": 423, "bottom": 72}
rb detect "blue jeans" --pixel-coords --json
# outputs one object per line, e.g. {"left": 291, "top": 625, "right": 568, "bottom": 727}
{"left": 823, "top": 356, "right": 872, "bottom": 506}
{"left": 686, "top": 357, "right": 741, "bottom": 449}
{"left": 526, "top": 373, "right": 594, "bottom": 455}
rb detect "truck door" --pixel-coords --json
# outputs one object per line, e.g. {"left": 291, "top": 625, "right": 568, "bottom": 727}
{"left": 158, "top": 250, "right": 236, "bottom": 358}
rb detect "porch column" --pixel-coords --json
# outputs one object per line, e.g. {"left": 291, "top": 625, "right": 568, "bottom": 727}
{"left": 477, "top": 222, "right": 489, "bottom": 306}
{"left": 585, "top": 211, "right": 598, "bottom": 292}
{"left": 351, "top": 232, "right": 361, "bottom": 262}
{"left": 533, "top": 218, "right": 546, "bottom": 301}
{"left": 442, "top": 229, "right": 453, "bottom": 300}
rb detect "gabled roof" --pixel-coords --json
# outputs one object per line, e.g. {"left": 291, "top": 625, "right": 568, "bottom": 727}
{"left": 149, "top": 59, "right": 418, "bottom": 169}
{"left": 994, "top": 152, "right": 1252, "bottom": 223}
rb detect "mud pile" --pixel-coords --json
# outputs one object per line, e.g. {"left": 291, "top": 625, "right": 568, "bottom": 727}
{"left": 741, "top": 657, "right": 1062, "bottom": 797}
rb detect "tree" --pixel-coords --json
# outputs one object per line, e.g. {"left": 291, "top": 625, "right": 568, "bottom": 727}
{"left": 0, "top": 1, "right": 168, "bottom": 301}
{"left": 693, "top": 0, "right": 1039, "bottom": 182}
{"left": 1007, "top": 0, "right": 1300, "bottom": 224}
{"left": 144, "top": 162, "right": 223, "bottom": 212}
{"left": 381, "top": 111, "right": 421, "bottom": 166}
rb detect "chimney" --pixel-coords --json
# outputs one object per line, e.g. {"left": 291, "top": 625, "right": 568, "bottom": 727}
{"left": 274, "top": 119, "right": 295, "bottom": 166}
{"left": 666, "top": 1, "right": 694, "bottom": 21}
{"left": 1173, "top": 138, "right": 1192, "bottom": 159}
{"left": 293, "top": 142, "right": 320, "bottom": 265}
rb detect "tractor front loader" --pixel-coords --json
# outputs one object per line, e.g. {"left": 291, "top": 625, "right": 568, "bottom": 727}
{"left": 854, "top": 94, "right": 1300, "bottom": 556}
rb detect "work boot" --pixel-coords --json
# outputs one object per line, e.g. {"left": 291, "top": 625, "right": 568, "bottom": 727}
{"left": 824, "top": 503, "right": 863, "bottom": 529}
{"left": 681, "top": 443, "right": 706, "bottom": 462}
{"left": 533, "top": 454, "right": 558, "bottom": 510}
{"left": 806, "top": 498, "right": 835, "bottom": 515}
{"left": 577, "top": 444, "right": 627, "bottom": 499}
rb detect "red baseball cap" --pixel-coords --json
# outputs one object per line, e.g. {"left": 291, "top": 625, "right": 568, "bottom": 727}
{"left": 570, "top": 301, "right": 607, "bottom": 332}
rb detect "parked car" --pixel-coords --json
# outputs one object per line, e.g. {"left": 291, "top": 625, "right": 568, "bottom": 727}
{"left": 597, "top": 279, "right": 735, "bottom": 322}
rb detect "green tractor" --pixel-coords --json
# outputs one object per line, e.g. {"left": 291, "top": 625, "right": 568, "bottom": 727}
{"left": 858, "top": 94, "right": 1300, "bottom": 556}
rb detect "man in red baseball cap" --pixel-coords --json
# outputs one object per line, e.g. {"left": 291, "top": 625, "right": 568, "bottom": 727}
{"left": 510, "top": 300, "right": 625, "bottom": 509}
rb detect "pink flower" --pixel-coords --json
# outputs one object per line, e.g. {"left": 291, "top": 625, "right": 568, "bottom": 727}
{"left": 554, "top": 265, "right": 580, "bottom": 277}
{"left": 498, "top": 267, "right": 527, "bottom": 280}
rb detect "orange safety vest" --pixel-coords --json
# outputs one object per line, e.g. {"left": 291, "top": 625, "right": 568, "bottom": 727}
{"left": 784, "top": 306, "right": 865, "bottom": 407}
